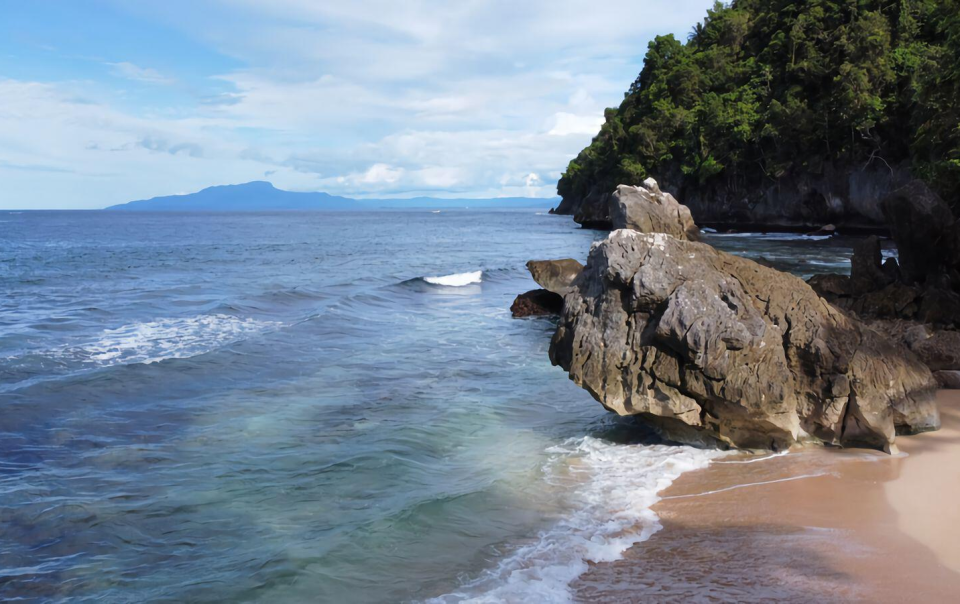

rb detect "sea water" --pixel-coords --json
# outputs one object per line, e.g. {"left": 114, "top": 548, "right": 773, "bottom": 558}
{"left": 0, "top": 210, "right": 878, "bottom": 602}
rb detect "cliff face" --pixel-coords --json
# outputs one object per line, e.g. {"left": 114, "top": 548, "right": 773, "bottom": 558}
{"left": 555, "top": 163, "right": 912, "bottom": 230}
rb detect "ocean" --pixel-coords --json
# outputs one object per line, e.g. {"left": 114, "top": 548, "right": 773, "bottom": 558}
{"left": 0, "top": 210, "right": 879, "bottom": 602}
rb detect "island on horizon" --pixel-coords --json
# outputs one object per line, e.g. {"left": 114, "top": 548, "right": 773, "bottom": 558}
{"left": 106, "top": 181, "right": 558, "bottom": 212}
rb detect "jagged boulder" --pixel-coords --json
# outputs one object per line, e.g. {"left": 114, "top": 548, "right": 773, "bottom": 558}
{"left": 609, "top": 180, "right": 700, "bottom": 241}
{"left": 550, "top": 230, "right": 939, "bottom": 452}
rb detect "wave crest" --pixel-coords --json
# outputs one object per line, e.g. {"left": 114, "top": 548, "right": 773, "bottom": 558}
{"left": 423, "top": 271, "right": 483, "bottom": 287}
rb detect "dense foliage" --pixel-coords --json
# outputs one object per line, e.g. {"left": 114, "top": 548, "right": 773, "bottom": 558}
{"left": 558, "top": 0, "right": 960, "bottom": 210}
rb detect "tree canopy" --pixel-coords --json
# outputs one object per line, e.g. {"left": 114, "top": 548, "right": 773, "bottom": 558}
{"left": 558, "top": 0, "right": 960, "bottom": 212}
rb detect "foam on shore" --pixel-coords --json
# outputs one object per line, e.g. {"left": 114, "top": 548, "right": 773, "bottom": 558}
{"left": 573, "top": 391, "right": 960, "bottom": 602}
{"left": 433, "top": 438, "right": 725, "bottom": 603}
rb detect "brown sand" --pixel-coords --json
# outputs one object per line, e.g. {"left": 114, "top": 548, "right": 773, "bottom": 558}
{"left": 575, "top": 391, "right": 960, "bottom": 603}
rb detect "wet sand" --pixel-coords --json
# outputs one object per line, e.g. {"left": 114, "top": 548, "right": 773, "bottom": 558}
{"left": 575, "top": 391, "right": 960, "bottom": 603}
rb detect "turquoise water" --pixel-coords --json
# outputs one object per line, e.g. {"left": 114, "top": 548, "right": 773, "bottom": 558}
{"left": 0, "top": 211, "right": 868, "bottom": 602}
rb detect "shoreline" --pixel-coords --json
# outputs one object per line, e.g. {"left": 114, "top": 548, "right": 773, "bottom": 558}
{"left": 574, "top": 390, "right": 960, "bottom": 603}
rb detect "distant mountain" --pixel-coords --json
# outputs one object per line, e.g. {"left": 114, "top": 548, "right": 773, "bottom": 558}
{"left": 106, "top": 181, "right": 555, "bottom": 211}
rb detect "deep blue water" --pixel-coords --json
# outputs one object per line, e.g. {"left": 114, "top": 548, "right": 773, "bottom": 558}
{"left": 0, "top": 210, "right": 874, "bottom": 602}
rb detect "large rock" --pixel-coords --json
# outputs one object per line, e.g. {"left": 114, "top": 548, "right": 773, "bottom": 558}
{"left": 609, "top": 180, "right": 700, "bottom": 241}
{"left": 526, "top": 259, "right": 583, "bottom": 295}
{"left": 550, "top": 230, "right": 939, "bottom": 452}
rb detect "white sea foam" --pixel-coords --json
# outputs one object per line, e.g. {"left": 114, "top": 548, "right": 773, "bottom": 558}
{"left": 424, "top": 271, "right": 483, "bottom": 287}
{"left": 54, "top": 314, "right": 280, "bottom": 368}
{"left": 706, "top": 232, "right": 833, "bottom": 241}
{"left": 433, "top": 437, "right": 725, "bottom": 603}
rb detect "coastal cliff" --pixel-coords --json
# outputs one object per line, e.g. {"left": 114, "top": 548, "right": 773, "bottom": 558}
{"left": 556, "top": 163, "right": 913, "bottom": 230}
{"left": 554, "top": 1, "right": 960, "bottom": 230}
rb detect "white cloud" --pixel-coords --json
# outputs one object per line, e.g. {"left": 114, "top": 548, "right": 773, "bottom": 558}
{"left": 1, "top": 1, "right": 718, "bottom": 207}
{"left": 108, "top": 62, "right": 177, "bottom": 86}
{"left": 548, "top": 112, "right": 606, "bottom": 136}
{"left": 359, "top": 163, "right": 404, "bottom": 184}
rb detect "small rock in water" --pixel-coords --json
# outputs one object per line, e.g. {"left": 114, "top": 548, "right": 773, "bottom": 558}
{"left": 511, "top": 289, "right": 563, "bottom": 318}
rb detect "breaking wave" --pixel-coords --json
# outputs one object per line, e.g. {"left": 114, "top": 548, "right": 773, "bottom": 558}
{"left": 423, "top": 271, "right": 483, "bottom": 287}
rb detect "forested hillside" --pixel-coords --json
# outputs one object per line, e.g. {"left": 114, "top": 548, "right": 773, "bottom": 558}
{"left": 556, "top": 0, "right": 960, "bottom": 227}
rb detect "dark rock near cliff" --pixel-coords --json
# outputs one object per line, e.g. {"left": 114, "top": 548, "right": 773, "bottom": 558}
{"left": 554, "top": 185, "right": 614, "bottom": 229}
{"left": 609, "top": 180, "right": 700, "bottom": 241}
{"left": 810, "top": 182, "right": 960, "bottom": 326}
{"left": 511, "top": 289, "right": 563, "bottom": 318}
{"left": 881, "top": 181, "right": 960, "bottom": 285}
{"left": 868, "top": 320, "right": 960, "bottom": 370}
{"left": 550, "top": 230, "right": 939, "bottom": 452}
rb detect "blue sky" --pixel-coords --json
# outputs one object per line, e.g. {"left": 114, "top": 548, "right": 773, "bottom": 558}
{"left": 0, "top": 0, "right": 714, "bottom": 209}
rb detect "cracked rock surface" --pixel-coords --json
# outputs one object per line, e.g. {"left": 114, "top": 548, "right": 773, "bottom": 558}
{"left": 549, "top": 230, "right": 940, "bottom": 452}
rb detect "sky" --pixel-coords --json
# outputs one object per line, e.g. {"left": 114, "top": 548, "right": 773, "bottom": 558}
{"left": 0, "top": 1, "right": 715, "bottom": 209}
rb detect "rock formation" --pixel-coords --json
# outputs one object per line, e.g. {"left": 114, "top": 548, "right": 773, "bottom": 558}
{"left": 511, "top": 259, "right": 584, "bottom": 318}
{"left": 609, "top": 180, "right": 700, "bottom": 241}
{"left": 550, "top": 230, "right": 940, "bottom": 452}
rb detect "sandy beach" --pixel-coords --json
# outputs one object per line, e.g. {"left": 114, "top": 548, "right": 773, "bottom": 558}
{"left": 575, "top": 390, "right": 960, "bottom": 603}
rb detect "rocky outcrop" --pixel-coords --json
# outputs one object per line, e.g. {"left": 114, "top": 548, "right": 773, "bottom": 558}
{"left": 554, "top": 163, "right": 912, "bottom": 231}
{"left": 512, "top": 259, "right": 585, "bottom": 318}
{"left": 511, "top": 289, "right": 563, "bottom": 318}
{"left": 526, "top": 259, "right": 583, "bottom": 295}
{"left": 550, "top": 230, "right": 939, "bottom": 452}
{"left": 609, "top": 180, "right": 700, "bottom": 241}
